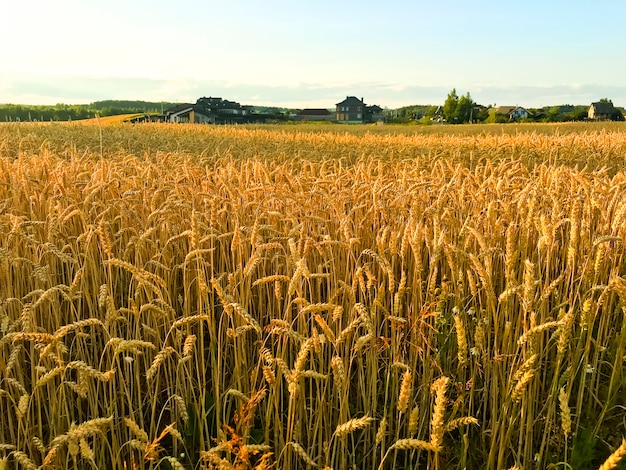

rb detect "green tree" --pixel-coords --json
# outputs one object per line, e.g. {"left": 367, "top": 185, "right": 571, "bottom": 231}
{"left": 454, "top": 92, "right": 474, "bottom": 123}
{"left": 486, "top": 109, "right": 508, "bottom": 123}
{"left": 475, "top": 106, "right": 490, "bottom": 122}
{"left": 443, "top": 89, "right": 459, "bottom": 122}
{"left": 424, "top": 105, "right": 438, "bottom": 118}
{"left": 546, "top": 106, "right": 563, "bottom": 122}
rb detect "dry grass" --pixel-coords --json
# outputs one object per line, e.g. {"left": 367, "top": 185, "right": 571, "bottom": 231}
{"left": 0, "top": 122, "right": 625, "bottom": 469}
{"left": 77, "top": 114, "right": 146, "bottom": 125}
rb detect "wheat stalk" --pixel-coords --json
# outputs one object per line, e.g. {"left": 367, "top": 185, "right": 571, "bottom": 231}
{"left": 454, "top": 313, "right": 468, "bottom": 367}
{"left": 10, "top": 451, "right": 37, "bottom": 470}
{"left": 334, "top": 416, "right": 375, "bottom": 437}
{"left": 430, "top": 376, "right": 450, "bottom": 451}
{"left": 599, "top": 440, "right": 626, "bottom": 470}
{"left": 289, "top": 441, "right": 317, "bottom": 467}
{"left": 375, "top": 417, "right": 387, "bottom": 446}
{"left": 397, "top": 370, "right": 412, "bottom": 414}
{"left": 559, "top": 386, "right": 571, "bottom": 440}
{"left": 124, "top": 417, "right": 149, "bottom": 443}
{"left": 511, "top": 370, "right": 535, "bottom": 402}
{"left": 146, "top": 346, "right": 176, "bottom": 381}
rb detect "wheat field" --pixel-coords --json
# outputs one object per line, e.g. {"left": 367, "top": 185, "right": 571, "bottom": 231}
{"left": 0, "top": 122, "right": 625, "bottom": 469}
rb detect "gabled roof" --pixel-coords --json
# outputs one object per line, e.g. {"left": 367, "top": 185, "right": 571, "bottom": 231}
{"left": 165, "top": 103, "right": 194, "bottom": 114}
{"left": 197, "top": 97, "right": 242, "bottom": 109}
{"left": 198, "top": 97, "right": 223, "bottom": 103}
{"left": 336, "top": 96, "right": 365, "bottom": 106}
{"left": 590, "top": 102, "right": 617, "bottom": 114}
{"left": 368, "top": 105, "right": 383, "bottom": 112}
{"left": 494, "top": 106, "right": 517, "bottom": 115}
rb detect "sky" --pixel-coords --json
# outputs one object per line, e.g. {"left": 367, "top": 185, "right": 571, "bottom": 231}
{"left": 2, "top": 0, "right": 626, "bottom": 109}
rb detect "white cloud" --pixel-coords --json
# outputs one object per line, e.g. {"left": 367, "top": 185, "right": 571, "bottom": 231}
{"left": 3, "top": 74, "right": 626, "bottom": 109}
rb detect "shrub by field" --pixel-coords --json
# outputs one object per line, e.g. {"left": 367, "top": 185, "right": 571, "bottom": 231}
{"left": 0, "top": 122, "right": 625, "bottom": 469}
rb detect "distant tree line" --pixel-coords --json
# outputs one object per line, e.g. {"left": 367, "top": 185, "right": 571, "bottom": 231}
{"left": 0, "top": 100, "right": 179, "bottom": 122}
{"left": 0, "top": 100, "right": 304, "bottom": 123}
{"left": 3, "top": 96, "right": 624, "bottom": 124}
{"left": 388, "top": 90, "right": 625, "bottom": 124}
{"left": 389, "top": 104, "right": 438, "bottom": 121}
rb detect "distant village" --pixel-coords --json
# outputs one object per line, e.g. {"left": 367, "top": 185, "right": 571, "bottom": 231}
{"left": 1, "top": 95, "right": 624, "bottom": 124}
{"left": 143, "top": 95, "right": 625, "bottom": 125}
{"left": 150, "top": 96, "right": 384, "bottom": 125}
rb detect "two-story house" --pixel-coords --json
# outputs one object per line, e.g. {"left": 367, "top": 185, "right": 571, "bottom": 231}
{"left": 336, "top": 97, "right": 384, "bottom": 123}
{"left": 588, "top": 101, "right": 623, "bottom": 121}
{"left": 336, "top": 96, "right": 367, "bottom": 123}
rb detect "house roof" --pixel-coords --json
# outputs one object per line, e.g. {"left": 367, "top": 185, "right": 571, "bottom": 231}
{"left": 336, "top": 96, "right": 365, "bottom": 106}
{"left": 197, "top": 97, "right": 243, "bottom": 109}
{"left": 590, "top": 102, "right": 617, "bottom": 114}
{"left": 494, "top": 106, "right": 517, "bottom": 115}
{"left": 298, "top": 109, "right": 331, "bottom": 116}
{"left": 165, "top": 103, "right": 194, "bottom": 114}
{"left": 368, "top": 105, "right": 383, "bottom": 112}
{"left": 198, "top": 97, "right": 223, "bottom": 103}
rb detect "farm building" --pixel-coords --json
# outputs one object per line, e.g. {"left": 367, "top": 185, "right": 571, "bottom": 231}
{"left": 494, "top": 106, "right": 530, "bottom": 121}
{"left": 587, "top": 101, "right": 623, "bottom": 121}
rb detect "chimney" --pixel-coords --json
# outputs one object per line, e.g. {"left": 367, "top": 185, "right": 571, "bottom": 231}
{"left": 361, "top": 97, "right": 364, "bottom": 103}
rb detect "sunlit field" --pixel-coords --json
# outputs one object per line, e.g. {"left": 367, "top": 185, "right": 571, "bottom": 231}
{"left": 0, "top": 122, "right": 625, "bottom": 469}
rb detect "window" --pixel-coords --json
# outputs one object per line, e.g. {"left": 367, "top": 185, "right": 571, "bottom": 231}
{"left": 357, "top": 106, "right": 362, "bottom": 111}
{"left": 356, "top": 113, "right": 362, "bottom": 119}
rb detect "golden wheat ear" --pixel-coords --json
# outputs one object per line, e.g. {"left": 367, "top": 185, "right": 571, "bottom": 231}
{"left": 599, "top": 440, "right": 626, "bottom": 470}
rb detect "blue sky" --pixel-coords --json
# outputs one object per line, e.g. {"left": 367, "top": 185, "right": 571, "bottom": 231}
{"left": 2, "top": 0, "right": 626, "bottom": 108}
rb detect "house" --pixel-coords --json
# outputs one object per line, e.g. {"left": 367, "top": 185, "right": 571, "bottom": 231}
{"left": 431, "top": 105, "right": 445, "bottom": 122}
{"left": 295, "top": 109, "right": 334, "bottom": 122}
{"left": 336, "top": 96, "right": 384, "bottom": 123}
{"left": 195, "top": 97, "right": 251, "bottom": 123}
{"left": 165, "top": 103, "right": 211, "bottom": 123}
{"left": 165, "top": 97, "right": 251, "bottom": 124}
{"left": 494, "top": 106, "right": 530, "bottom": 121}
{"left": 472, "top": 104, "right": 490, "bottom": 122}
{"left": 366, "top": 105, "right": 384, "bottom": 123}
{"left": 336, "top": 96, "right": 366, "bottom": 123}
{"left": 588, "top": 101, "right": 623, "bottom": 121}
